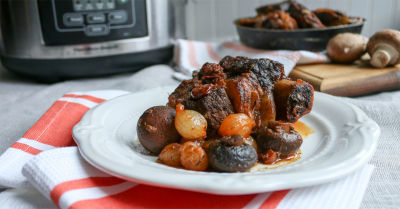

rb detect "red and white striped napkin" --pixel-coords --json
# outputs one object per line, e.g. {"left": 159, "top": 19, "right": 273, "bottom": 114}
{"left": 173, "top": 39, "right": 328, "bottom": 80}
{"left": 0, "top": 89, "right": 374, "bottom": 209}
{"left": 22, "top": 147, "right": 373, "bottom": 209}
{"left": 0, "top": 90, "right": 129, "bottom": 188}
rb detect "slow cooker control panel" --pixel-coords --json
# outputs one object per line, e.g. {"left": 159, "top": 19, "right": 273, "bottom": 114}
{"left": 38, "top": 0, "right": 148, "bottom": 45}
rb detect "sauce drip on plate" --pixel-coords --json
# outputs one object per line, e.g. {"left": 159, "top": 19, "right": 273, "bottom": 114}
{"left": 294, "top": 121, "right": 314, "bottom": 138}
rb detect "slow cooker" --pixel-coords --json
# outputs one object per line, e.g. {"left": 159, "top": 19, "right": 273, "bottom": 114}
{"left": 0, "top": 0, "right": 184, "bottom": 82}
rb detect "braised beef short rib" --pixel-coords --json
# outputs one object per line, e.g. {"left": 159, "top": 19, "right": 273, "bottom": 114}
{"left": 168, "top": 56, "right": 313, "bottom": 155}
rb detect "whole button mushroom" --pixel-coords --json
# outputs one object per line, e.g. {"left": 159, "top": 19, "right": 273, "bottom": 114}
{"left": 327, "top": 33, "right": 367, "bottom": 63}
{"left": 207, "top": 135, "right": 257, "bottom": 172}
{"left": 137, "top": 106, "right": 181, "bottom": 154}
{"left": 256, "top": 121, "right": 303, "bottom": 155}
{"left": 367, "top": 29, "right": 400, "bottom": 68}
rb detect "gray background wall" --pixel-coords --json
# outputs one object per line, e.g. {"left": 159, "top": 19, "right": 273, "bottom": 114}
{"left": 182, "top": 0, "right": 400, "bottom": 42}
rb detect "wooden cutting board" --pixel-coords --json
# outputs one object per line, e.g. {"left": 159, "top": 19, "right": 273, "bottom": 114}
{"left": 289, "top": 63, "right": 400, "bottom": 97}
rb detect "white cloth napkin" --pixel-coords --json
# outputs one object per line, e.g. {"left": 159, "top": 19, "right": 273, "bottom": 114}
{"left": 173, "top": 39, "right": 328, "bottom": 80}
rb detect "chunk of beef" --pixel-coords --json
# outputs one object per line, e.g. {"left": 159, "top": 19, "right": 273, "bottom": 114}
{"left": 273, "top": 79, "right": 314, "bottom": 122}
{"left": 287, "top": 1, "right": 326, "bottom": 29}
{"left": 219, "top": 56, "right": 253, "bottom": 76}
{"left": 256, "top": 2, "right": 283, "bottom": 16}
{"left": 314, "top": 8, "right": 350, "bottom": 26}
{"left": 168, "top": 82, "right": 234, "bottom": 137}
{"left": 237, "top": 16, "right": 266, "bottom": 28}
{"left": 259, "top": 90, "right": 276, "bottom": 127}
{"left": 167, "top": 79, "right": 198, "bottom": 108}
{"left": 197, "top": 62, "right": 226, "bottom": 84}
{"left": 186, "top": 87, "right": 234, "bottom": 137}
{"left": 262, "top": 10, "right": 299, "bottom": 30}
{"left": 249, "top": 57, "right": 286, "bottom": 90}
{"left": 220, "top": 56, "right": 285, "bottom": 91}
{"left": 225, "top": 76, "right": 261, "bottom": 120}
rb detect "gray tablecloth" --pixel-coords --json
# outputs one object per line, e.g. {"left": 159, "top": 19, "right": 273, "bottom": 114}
{"left": 0, "top": 64, "right": 399, "bottom": 209}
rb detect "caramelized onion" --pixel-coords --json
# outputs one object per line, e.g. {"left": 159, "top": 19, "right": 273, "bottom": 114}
{"left": 175, "top": 104, "right": 207, "bottom": 140}
{"left": 218, "top": 113, "right": 255, "bottom": 138}
{"left": 158, "top": 143, "right": 182, "bottom": 167}
{"left": 180, "top": 141, "right": 208, "bottom": 171}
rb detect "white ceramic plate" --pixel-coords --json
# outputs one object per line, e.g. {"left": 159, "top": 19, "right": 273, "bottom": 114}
{"left": 73, "top": 86, "right": 380, "bottom": 195}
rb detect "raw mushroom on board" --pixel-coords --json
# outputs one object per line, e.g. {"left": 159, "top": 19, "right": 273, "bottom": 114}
{"left": 326, "top": 33, "right": 367, "bottom": 63}
{"left": 367, "top": 29, "right": 400, "bottom": 68}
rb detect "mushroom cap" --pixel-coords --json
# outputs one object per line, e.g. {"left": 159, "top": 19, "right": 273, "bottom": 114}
{"left": 327, "top": 33, "right": 367, "bottom": 63}
{"left": 366, "top": 29, "right": 400, "bottom": 64}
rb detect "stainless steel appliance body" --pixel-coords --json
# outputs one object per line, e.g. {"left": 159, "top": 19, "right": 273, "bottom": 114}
{"left": 0, "top": 0, "right": 180, "bottom": 81}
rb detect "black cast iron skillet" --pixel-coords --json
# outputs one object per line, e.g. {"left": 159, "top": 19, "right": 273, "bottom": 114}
{"left": 234, "top": 18, "right": 365, "bottom": 51}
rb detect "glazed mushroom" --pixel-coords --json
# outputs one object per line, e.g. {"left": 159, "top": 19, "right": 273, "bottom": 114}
{"left": 327, "top": 33, "right": 367, "bottom": 63}
{"left": 367, "top": 29, "right": 400, "bottom": 68}
{"left": 137, "top": 106, "right": 180, "bottom": 154}
{"left": 207, "top": 135, "right": 257, "bottom": 172}
{"left": 256, "top": 121, "right": 303, "bottom": 156}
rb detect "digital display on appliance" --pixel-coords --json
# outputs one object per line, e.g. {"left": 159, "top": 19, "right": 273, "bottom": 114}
{"left": 73, "top": 0, "right": 117, "bottom": 11}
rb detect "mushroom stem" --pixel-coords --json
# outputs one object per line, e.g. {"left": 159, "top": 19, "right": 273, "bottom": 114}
{"left": 370, "top": 49, "right": 391, "bottom": 68}
{"left": 370, "top": 44, "right": 399, "bottom": 68}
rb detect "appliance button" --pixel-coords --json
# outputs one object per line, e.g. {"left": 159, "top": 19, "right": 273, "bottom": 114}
{"left": 85, "top": 1, "right": 95, "bottom": 10}
{"left": 106, "top": 0, "right": 115, "bottom": 9}
{"left": 95, "top": 0, "right": 105, "bottom": 10}
{"left": 73, "top": 0, "right": 84, "bottom": 11}
{"left": 108, "top": 11, "right": 128, "bottom": 24}
{"left": 84, "top": 25, "right": 109, "bottom": 36}
{"left": 87, "top": 13, "right": 106, "bottom": 24}
{"left": 63, "top": 13, "right": 84, "bottom": 26}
